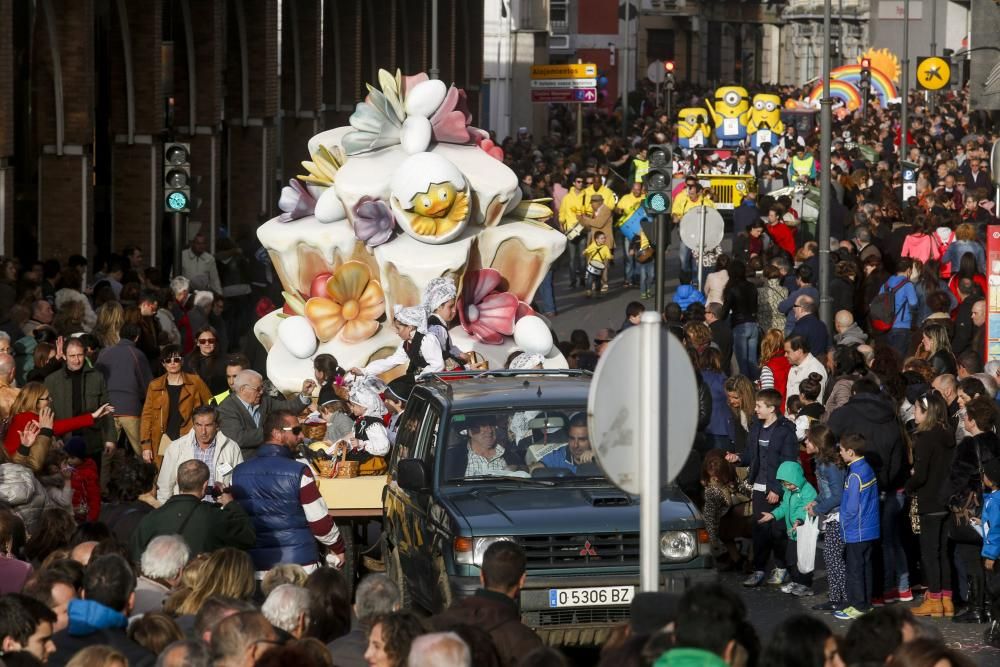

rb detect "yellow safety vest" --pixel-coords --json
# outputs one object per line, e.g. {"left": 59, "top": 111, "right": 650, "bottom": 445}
{"left": 791, "top": 154, "right": 815, "bottom": 179}
{"left": 633, "top": 158, "right": 650, "bottom": 183}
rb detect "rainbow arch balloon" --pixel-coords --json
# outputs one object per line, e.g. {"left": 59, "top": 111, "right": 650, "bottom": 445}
{"left": 807, "top": 79, "right": 863, "bottom": 111}
{"left": 831, "top": 64, "right": 898, "bottom": 105}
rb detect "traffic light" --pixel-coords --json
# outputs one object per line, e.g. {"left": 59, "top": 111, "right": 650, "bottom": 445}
{"left": 859, "top": 58, "right": 872, "bottom": 119}
{"left": 664, "top": 61, "right": 676, "bottom": 91}
{"left": 643, "top": 144, "right": 673, "bottom": 215}
{"left": 163, "top": 142, "right": 191, "bottom": 213}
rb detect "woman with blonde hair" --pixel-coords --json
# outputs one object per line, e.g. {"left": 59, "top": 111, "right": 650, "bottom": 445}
{"left": 3, "top": 381, "right": 111, "bottom": 465}
{"left": 65, "top": 645, "right": 128, "bottom": 667}
{"left": 172, "top": 548, "right": 255, "bottom": 616}
{"left": 757, "top": 329, "right": 790, "bottom": 406}
{"left": 92, "top": 301, "right": 125, "bottom": 348}
{"left": 919, "top": 322, "right": 956, "bottom": 376}
{"left": 942, "top": 221, "right": 985, "bottom": 276}
{"left": 682, "top": 321, "right": 713, "bottom": 352}
{"left": 724, "top": 375, "right": 755, "bottom": 453}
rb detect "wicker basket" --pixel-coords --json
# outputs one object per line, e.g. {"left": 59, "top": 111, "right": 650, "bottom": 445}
{"left": 315, "top": 457, "right": 336, "bottom": 478}
{"left": 466, "top": 351, "right": 489, "bottom": 370}
{"left": 335, "top": 444, "right": 359, "bottom": 478}
{"left": 301, "top": 422, "right": 328, "bottom": 440}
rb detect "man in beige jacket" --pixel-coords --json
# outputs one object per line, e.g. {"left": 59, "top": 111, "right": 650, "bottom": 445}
{"left": 156, "top": 405, "right": 244, "bottom": 504}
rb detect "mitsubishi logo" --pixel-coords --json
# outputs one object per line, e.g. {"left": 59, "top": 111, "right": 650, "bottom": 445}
{"left": 580, "top": 541, "right": 598, "bottom": 557}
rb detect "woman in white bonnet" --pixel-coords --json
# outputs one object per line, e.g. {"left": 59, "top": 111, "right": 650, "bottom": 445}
{"left": 423, "top": 276, "right": 470, "bottom": 366}
{"left": 349, "top": 304, "right": 445, "bottom": 380}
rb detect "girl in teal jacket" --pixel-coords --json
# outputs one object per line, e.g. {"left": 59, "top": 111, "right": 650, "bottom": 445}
{"left": 761, "top": 461, "right": 818, "bottom": 596}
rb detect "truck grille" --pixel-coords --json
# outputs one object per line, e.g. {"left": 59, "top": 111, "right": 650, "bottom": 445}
{"left": 523, "top": 607, "right": 631, "bottom": 627}
{"left": 516, "top": 533, "right": 639, "bottom": 569}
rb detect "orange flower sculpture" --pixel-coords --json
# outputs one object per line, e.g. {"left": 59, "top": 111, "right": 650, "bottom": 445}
{"left": 304, "top": 261, "right": 385, "bottom": 343}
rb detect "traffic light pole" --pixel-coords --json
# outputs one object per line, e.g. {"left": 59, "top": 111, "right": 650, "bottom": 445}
{"left": 818, "top": 0, "right": 833, "bottom": 331}
{"left": 173, "top": 212, "right": 184, "bottom": 279}
{"left": 654, "top": 213, "right": 667, "bottom": 314}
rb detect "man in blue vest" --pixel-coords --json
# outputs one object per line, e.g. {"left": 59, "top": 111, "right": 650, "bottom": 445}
{"left": 232, "top": 409, "right": 346, "bottom": 575}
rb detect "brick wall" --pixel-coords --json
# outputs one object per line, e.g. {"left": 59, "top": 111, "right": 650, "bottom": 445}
{"left": 111, "top": 143, "right": 158, "bottom": 254}
{"left": 33, "top": 0, "right": 94, "bottom": 147}
{"left": 227, "top": 125, "right": 275, "bottom": 241}
{"left": 39, "top": 155, "right": 91, "bottom": 260}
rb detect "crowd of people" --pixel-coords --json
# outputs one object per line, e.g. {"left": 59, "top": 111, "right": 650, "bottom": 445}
{"left": 0, "top": 71, "right": 997, "bottom": 666}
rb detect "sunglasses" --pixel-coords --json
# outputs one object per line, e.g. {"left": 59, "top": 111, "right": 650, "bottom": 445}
{"left": 280, "top": 425, "right": 303, "bottom": 435}
{"left": 594, "top": 339, "right": 611, "bottom": 345}
{"left": 163, "top": 356, "right": 182, "bottom": 364}
{"left": 197, "top": 338, "right": 217, "bottom": 344}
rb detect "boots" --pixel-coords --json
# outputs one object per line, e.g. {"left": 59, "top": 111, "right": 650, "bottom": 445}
{"left": 912, "top": 593, "right": 944, "bottom": 617}
{"left": 985, "top": 620, "right": 1000, "bottom": 648}
{"left": 941, "top": 592, "right": 955, "bottom": 617}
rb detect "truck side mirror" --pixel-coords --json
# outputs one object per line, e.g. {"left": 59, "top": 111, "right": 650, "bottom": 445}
{"left": 397, "top": 459, "right": 430, "bottom": 493}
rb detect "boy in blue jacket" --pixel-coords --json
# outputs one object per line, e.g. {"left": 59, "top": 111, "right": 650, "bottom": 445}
{"left": 981, "top": 459, "right": 1000, "bottom": 646}
{"left": 725, "top": 388, "right": 798, "bottom": 587}
{"left": 834, "top": 433, "right": 881, "bottom": 620}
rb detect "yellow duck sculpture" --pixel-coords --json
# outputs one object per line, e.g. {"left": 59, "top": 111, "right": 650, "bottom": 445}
{"left": 407, "top": 182, "right": 470, "bottom": 238}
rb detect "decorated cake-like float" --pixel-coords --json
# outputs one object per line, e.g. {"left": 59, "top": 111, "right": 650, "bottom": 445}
{"left": 255, "top": 70, "right": 567, "bottom": 392}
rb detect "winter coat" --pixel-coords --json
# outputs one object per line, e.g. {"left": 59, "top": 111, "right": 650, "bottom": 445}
{"left": 44, "top": 366, "right": 117, "bottom": 454}
{"left": 721, "top": 280, "right": 758, "bottom": 327}
{"left": 757, "top": 279, "right": 788, "bottom": 333}
{"left": 0, "top": 463, "right": 49, "bottom": 534}
{"left": 833, "top": 322, "right": 867, "bottom": 348}
{"left": 431, "top": 590, "right": 543, "bottom": 667}
{"left": 129, "top": 493, "right": 255, "bottom": 562}
{"left": 841, "top": 457, "right": 880, "bottom": 543}
{"left": 947, "top": 431, "right": 1000, "bottom": 512}
{"left": 139, "top": 373, "right": 212, "bottom": 458}
{"left": 770, "top": 461, "right": 817, "bottom": 540}
{"left": 981, "top": 490, "right": 1000, "bottom": 560}
{"left": 48, "top": 599, "right": 154, "bottom": 667}
{"left": 904, "top": 425, "right": 957, "bottom": 514}
{"left": 95, "top": 339, "right": 153, "bottom": 417}
{"left": 736, "top": 417, "right": 798, "bottom": 497}
{"left": 827, "top": 392, "right": 907, "bottom": 491}
{"left": 702, "top": 371, "right": 730, "bottom": 437}
{"left": 672, "top": 284, "right": 706, "bottom": 311}
{"left": 814, "top": 460, "right": 846, "bottom": 515}
{"left": 156, "top": 430, "right": 244, "bottom": 504}
{"left": 70, "top": 458, "right": 101, "bottom": 522}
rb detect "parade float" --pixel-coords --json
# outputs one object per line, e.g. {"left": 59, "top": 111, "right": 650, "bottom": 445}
{"left": 253, "top": 70, "right": 568, "bottom": 394}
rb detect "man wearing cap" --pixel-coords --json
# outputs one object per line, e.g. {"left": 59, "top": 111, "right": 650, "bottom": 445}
{"left": 445, "top": 415, "right": 524, "bottom": 479}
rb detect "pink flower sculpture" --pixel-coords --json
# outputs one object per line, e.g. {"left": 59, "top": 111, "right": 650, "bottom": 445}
{"left": 458, "top": 268, "right": 519, "bottom": 345}
{"left": 277, "top": 179, "right": 316, "bottom": 222}
{"left": 476, "top": 136, "right": 504, "bottom": 161}
{"left": 430, "top": 85, "right": 489, "bottom": 145}
{"left": 352, "top": 197, "right": 396, "bottom": 247}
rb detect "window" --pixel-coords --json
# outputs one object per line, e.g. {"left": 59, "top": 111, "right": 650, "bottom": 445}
{"left": 391, "top": 397, "right": 427, "bottom": 465}
{"left": 646, "top": 28, "right": 675, "bottom": 62}
{"left": 550, "top": 0, "right": 569, "bottom": 31}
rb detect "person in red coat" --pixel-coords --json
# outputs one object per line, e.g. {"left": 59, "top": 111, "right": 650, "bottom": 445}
{"left": 758, "top": 329, "right": 791, "bottom": 410}
{"left": 64, "top": 436, "right": 101, "bottom": 522}
{"left": 764, "top": 206, "right": 796, "bottom": 258}
{"left": 3, "top": 382, "right": 112, "bottom": 457}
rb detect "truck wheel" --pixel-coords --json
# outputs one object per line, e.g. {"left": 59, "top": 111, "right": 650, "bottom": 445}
{"left": 387, "top": 539, "right": 413, "bottom": 608}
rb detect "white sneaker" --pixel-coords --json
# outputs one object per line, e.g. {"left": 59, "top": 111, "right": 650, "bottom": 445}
{"left": 766, "top": 568, "right": 789, "bottom": 585}
{"left": 780, "top": 582, "right": 797, "bottom": 594}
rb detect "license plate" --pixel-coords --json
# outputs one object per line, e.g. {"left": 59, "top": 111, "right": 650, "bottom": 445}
{"left": 548, "top": 586, "right": 634, "bottom": 608}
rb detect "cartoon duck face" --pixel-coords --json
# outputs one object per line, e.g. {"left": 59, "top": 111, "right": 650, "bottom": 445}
{"left": 390, "top": 152, "right": 471, "bottom": 244}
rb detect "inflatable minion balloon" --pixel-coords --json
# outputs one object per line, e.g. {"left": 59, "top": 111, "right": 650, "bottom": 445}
{"left": 748, "top": 94, "right": 784, "bottom": 150}
{"left": 705, "top": 86, "right": 750, "bottom": 147}
{"left": 677, "top": 108, "right": 712, "bottom": 149}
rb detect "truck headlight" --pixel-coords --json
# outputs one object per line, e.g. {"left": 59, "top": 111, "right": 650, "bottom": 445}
{"left": 660, "top": 531, "right": 696, "bottom": 561}
{"left": 454, "top": 536, "right": 514, "bottom": 567}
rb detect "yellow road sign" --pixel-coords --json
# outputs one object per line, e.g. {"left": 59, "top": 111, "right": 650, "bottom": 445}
{"left": 916, "top": 56, "right": 951, "bottom": 91}
{"left": 531, "top": 63, "right": 598, "bottom": 80}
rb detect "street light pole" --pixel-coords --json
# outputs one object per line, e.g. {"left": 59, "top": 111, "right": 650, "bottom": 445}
{"left": 622, "top": 0, "right": 630, "bottom": 136}
{"left": 900, "top": 0, "right": 910, "bottom": 176}
{"left": 429, "top": 0, "right": 440, "bottom": 80}
{"left": 818, "top": 0, "right": 833, "bottom": 330}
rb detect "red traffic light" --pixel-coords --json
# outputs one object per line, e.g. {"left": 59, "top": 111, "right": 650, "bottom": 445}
{"left": 861, "top": 58, "right": 871, "bottom": 69}
{"left": 664, "top": 61, "right": 675, "bottom": 73}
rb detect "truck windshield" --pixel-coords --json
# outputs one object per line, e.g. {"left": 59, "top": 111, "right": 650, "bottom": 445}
{"left": 441, "top": 407, "right": 610, "bottom": 485}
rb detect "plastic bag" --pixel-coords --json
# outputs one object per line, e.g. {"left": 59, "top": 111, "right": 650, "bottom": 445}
{"left": 797, "top": 515, "right": 820, "bottom": 574}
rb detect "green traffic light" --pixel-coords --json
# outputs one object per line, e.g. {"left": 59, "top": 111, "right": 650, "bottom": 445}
{"left": 166, "top": 191, "right": 189, "bottom": 211}
{"left": 645, "top": 192, "right": 669, "bottom": 213}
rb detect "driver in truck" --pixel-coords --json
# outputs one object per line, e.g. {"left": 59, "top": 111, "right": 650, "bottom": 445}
{"left": 532, "top": 414, "right": 599, "bottom": 475}
{"left": 446, "top": 415, "right": 525, "bottom": 479}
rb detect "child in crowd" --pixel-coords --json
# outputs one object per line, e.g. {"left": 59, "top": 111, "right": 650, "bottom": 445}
{"left": 64, "top": 436, "right": 101, "bottom": 523}
{"left": 423, "top": 277, "right": 470, "bottom": 368}
{"left": 726, "top": 388, "right": 799, "bottom": 588}
{"left": 628, "top": 232, "right": 655, "bottom": 299}
{"left": 792, "top": 373, "right": 825, "bottom": 443}
{"left": 313, "top": 353, "right": 347, "bottom": 406}
{"left": 583, "top": 231, "right": 613, "bottom": 297}
{"left": 760, "top": 460, "right": 817, "bottom": 597}
{"left": 621, "top": 301, "right": 646, "bottom": 330}
{"left": 805, "top": 423, "right": 847, "bottom": 611}
{"left": 383, "top": 376, "right": 414, "bottom": 446}
{"left": 340, "top": 378, "right": 391, "bottom": 475}
{"left": 981, "top": 458, "right": 1000, "bottom": 646}
{"left": 835, "top": 433, "right": 881, "bottom": 620}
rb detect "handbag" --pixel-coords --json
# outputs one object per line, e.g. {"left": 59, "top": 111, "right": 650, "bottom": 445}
{"left": 950, "top": 439, "right": 983, "bottom": 527}
{"left": 796, "top": 515, "right": 820, "bottom": 574}
{"left": 637, "top": 245, "right": 655, "bottom": 264}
